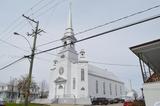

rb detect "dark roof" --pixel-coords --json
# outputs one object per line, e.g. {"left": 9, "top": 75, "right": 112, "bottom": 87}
{"left": 130, "top": 39, "right": 160, "bottom": 73}
{"left": 130, "top": 39, "right": 160, "bottom": 50}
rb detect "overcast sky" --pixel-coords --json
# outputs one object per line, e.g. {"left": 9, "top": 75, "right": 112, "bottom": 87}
{"left": 0, "top": 0, "right": 160, "bottom": 93}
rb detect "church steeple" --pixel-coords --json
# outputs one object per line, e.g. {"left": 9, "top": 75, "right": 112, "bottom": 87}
{"left": 64, "top": 1, "right": 74, "bottom": 37}
{"left": 61, "top": 0, "right": 77, "bottom": 47}
{"left": 68, "top": 1, "right": 72, "bottom": 30}
{"left": 59, "top": 1, "right": 78, "bottom": 63}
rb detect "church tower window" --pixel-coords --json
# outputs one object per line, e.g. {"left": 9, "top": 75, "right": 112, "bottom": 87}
{"left": 96, "top": 80, "right": 98, "bottom": 94}
{"left": 70, "top": 41, "right": 74, "bottom": 47}
{"left": 59, "top": 85, "right": 63, "bottom": 89}
{"left": 73, "top": 78, "right": 76, "bottom": 89}
{"left": 81, "top": 69, "right": 85, "bottom": 81}
{"left": 81, "top": 87, "right": 85, "bottom": 90}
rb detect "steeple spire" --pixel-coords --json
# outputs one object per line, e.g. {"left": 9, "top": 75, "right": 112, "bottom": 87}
{"left": 64, "top": 0, "right": 74, "bottom": 37}
{"left": 68, "top": 1, "right": 72, "bottom": 29}
{"left": 61, "top": 0, "right": 77, "bottom": 49}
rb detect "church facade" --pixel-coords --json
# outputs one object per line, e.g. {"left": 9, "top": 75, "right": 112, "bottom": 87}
{"left": 48, "top": 3, "right": 124, "bottom": 104}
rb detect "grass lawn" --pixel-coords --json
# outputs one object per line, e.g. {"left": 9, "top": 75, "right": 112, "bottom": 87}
{"left": 6, "top": 103, "right": 49, "bottom": 106}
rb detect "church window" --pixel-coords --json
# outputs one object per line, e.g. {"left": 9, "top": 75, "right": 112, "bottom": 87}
{"left": 81, "top": 87, "right": 85, "bottom": 90}
{"left": 70, "top": 42, "right": 74, "bottom": 47}
{"left": 61, "top": 54, "right": 65, "bottom": 58}
{"left": 103, "top": 82, "right": 106, "bottom": 95}
{"left": 64, "top": 41, "right": 67, "bottom": 48}
{"left": 59, "top": 85, "right": 63, "bottom": 89}
{"left": 115, "top": 84, "right": 117, "bottom": 96}
{"left": 73, "top": 78, "right": 76, "bottom": 89}
{"left": 96, "top": 80, "right": 98, "bottom": 94}
{"left": 64, "top": 41, "right": 67, "bottom": 45}
{"left": 120, "top": 86, "right": 122, "bottom": 95}
{"left": 81, "top": 69, "right": 85, "bottom": 81}
{"left": 59, "top": 67, "right": 64, "bottom": 75}
{"left": 109, "top": 83, "right": 112, "bottom": 95}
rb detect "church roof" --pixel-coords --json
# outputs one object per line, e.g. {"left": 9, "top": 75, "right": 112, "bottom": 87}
{"left": 88, "top": 64, "right": 123, "bottom": 84}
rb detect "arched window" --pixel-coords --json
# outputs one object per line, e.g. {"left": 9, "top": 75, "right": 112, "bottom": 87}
{"left": 64, "top": 41, "right": 67, "bottom": 48}
{"left": 70, "top": 42, "right": 74, "bottom": 47}
{"left": 59, "top": 85, "right": 63, "bottom": 89}
{"left": 81, "top": 69, "right": 85, "bottom": 81}
{"left": 81, "top": 87, "right": 85, "bottom": 90}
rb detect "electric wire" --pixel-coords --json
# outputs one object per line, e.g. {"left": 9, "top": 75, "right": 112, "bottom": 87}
{"left": 0, "top": 0, "right": 47, "bottom": 38}
{"left": 37, "top": 4, "right": 160, "bottom": 47}
{"left": 35, "top": 0, "right": 66, "bottom": 17}
{"left": 0, "top": 57, "right": 25, "bottom": 71}
{"left": 1, "top": 13, "right": 159, "bottom": 70}
{"left": 30, "top": 0, "right": 57, "bottom": 17}
{"left": 88, "top": 61, "right": 139, "bottom": 67}
{"left": 33, "top": 14, "right": 160, "bottom": 55}
{"left": 74, "top": 4, "right": 160, "bottom": 36}
{"left": 36, "top": 39, "right": 61, "bottom": 47}
{"left": 0, "top": 38, "right": 29, "bottom": 52}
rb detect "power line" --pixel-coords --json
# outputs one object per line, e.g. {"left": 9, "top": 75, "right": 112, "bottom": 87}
{"left": 29, "top": 0, "right": 46, "bottom": 11}
{"left": 88, "top": 61, "right": 139, "bottom": 67}
{"left": 0, "top": 38, "right": 29, "bottom": 52}
{"left": 0, "top": 0, "right": 47, "bottom": 38}
{"left": 33, "top": 14, "right": 160, "bottom": 56}
{"left": 35, "top": 0, "right": 66, "bottom": 17}
{"left": 74, "top": 4, "right": 160, "bottom": 36}
{"left": 0, "top": 57, "right": 25, "bottom": 71}
{"left": 30, "top": 0, "right": 57, "bottom": 17}
{"left": 37, "top": 4, "right": 160, "bottom": 47}
{"left": 34, "top": 51, "right": 139, "bottom": 67}
{"left": 36, "top": 39, "right": 61, "bottom": 47}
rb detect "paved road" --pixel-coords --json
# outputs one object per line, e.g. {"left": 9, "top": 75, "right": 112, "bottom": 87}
{"left": 107, "top": 103, "right": 123, "bottom": 106}
{"left": 50, "top": 103, "right": 123, "bottom": 106}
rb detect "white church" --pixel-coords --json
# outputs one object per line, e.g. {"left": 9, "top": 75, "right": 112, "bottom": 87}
{"left": 48, "top": 2, "right": 125, "bottom": 104}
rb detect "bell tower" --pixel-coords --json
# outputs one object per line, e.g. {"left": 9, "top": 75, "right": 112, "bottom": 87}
{"left": 59, "top": 1, "right": 78, "bottom": 63}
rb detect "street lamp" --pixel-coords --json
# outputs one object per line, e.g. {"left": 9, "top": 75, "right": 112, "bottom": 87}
{"left": 13, "top": 32, "right": 32, "bottom": 50}
{"left": 14, "top": 30, "right": 38, "bottom": 106}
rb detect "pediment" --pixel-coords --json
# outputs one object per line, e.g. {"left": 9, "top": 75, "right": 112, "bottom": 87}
{"left": 55, "top": 77, "right": 67, "bottom": 83}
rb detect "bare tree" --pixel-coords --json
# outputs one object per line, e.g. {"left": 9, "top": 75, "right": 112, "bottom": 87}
{"left": 16, "top": 75, "right": 39, "bottom": 100}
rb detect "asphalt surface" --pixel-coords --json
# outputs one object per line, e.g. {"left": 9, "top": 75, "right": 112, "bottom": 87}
{"left": 106, "top": 103, "right": 123, "bottom": 106}
{"left": 50, "top": 103, "right": 123, "bottom": 106}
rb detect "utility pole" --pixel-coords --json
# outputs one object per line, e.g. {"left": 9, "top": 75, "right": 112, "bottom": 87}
{"left": 22, "top": 14, "right": 43, "bottom": 106}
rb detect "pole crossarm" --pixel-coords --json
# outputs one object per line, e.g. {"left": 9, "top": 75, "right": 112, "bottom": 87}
{"left": 22, "top": 14, "right": 38, "bottom": 24}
